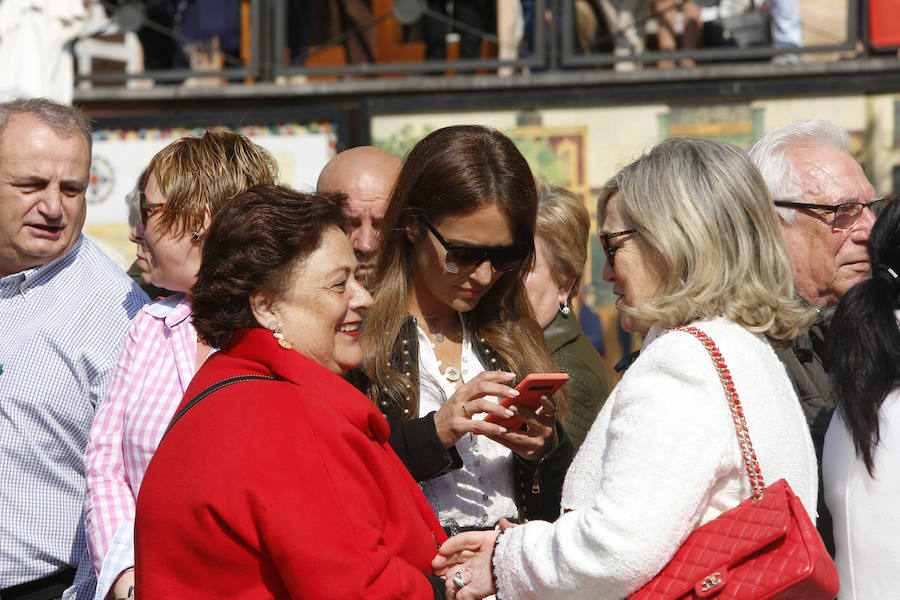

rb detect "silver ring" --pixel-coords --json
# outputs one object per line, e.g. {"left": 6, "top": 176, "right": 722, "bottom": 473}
{"left": 463, "top": 402, "right": 471, "bottom": 418}
{"left": 453, "top": 571, "right": 467, "bottom": 589}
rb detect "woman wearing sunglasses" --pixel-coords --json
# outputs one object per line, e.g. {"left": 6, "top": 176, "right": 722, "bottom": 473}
{"left": 355, "top": 125, "right": 573, "bottom": 535}
{"left": 83, "top": 130, "right": 277, "bottom": 600}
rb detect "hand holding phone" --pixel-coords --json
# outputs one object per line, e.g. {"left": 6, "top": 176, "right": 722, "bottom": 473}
{"left": 483, "top": 372, "right": 569, "bottom": 430}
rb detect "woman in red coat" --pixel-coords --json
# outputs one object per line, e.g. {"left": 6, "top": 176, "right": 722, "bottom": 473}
{"left": 134, "top": 185, "right": 447, "bottom": 598}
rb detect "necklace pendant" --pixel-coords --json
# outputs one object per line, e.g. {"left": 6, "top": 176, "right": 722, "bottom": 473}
{"left": 443, "top": 365, "right": 460, "bottom": 382}
{"left": 435, "top": 331, "right": 444, "bottom": 343}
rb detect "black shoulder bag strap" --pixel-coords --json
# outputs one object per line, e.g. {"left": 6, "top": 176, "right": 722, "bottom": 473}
{"left": 164, "top": 374, "right": 279, "bottom": 437}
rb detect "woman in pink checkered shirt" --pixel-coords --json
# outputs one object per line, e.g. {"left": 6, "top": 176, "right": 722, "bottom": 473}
{"left": 83, "top": 130, "right": 278, "bottom": 600}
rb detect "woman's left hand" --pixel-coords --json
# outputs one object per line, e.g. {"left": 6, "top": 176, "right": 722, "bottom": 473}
{"left": 432, "top": 530, "right": 498, "bottom": 600}
{"left": 489, "top": 394, "right": 559, "bottom": 462}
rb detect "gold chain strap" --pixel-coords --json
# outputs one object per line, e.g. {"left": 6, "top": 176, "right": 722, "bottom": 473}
{"left": 672, "top": 325, "right": 765, "bottom": 501}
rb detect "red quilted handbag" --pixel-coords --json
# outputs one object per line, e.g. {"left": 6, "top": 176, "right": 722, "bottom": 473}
{"left": 628, "top": 326, "right": 839, "bottom": 600}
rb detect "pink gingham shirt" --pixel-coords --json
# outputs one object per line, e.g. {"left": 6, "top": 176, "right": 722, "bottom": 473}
{"left": 84, "top": 293, "right": 198, "bottom": 575}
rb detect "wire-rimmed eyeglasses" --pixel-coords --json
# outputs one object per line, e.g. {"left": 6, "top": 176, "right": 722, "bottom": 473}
{"left": 773, "top": 197, "right": 891, "bottom": 230}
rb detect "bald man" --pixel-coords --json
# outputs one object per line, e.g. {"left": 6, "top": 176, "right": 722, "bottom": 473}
{"left": 317, "top": 146, "right": 401, "bottom": 289}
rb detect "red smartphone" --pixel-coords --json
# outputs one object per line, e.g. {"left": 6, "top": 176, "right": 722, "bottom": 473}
{"left": 483, "top": 372, "right": 569, "bottom": 430}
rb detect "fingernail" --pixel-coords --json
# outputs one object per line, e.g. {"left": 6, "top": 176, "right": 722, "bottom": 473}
{"left": 508, "top": 389, "right": 520, "bottom": 397}
{"left": 504, "top": 408, "right": 514, "bottom": 416}
{"left": 497, "top": 426, "right": 507, "bottom": 433}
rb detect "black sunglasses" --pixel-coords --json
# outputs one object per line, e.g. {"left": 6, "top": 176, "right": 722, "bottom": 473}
{"left": 416, "top": 213, "right": 532, "bottom": 274}
{"left": 773, "top": 197, "right": 891, "bottom": 230}
{"left": 600, "top": 229, "right": 636, "bottom": 268}
{"left": 139, "top": 190, "right": 165, "bottom": 226}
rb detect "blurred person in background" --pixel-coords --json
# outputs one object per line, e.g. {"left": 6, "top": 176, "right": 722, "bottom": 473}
{"left": 824, "top": 196, "right": 900, "bottom": 598}
{"left": 524, "top": 181, "right": 610, "bottom": 451}
{"left": 595, "top": 0, "right": 648, "bottom": 71}
{"left": 84, "top": 130, "right": 278, "bottom": 600}
{"left": 653, "top": 0, "right": 702, "bottom": 68}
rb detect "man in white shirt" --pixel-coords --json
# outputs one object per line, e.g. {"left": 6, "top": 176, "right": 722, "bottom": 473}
{"left": 0, "top": 97, "right": 147, "bottom": 600}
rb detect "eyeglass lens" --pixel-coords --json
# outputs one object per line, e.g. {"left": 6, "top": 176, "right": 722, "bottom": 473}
{"left": 139, "top": 191, "right": 164, "bottom": 226}
{"left": 417, "top": 213, "right": 528, "bottom": 274}
{"left": 834, "top": 198, "right": 889, "bottom": 229}
{"left": 444, "top": 246, "right": 527, "bottom": 274}
{"left": 600, "top": 230, "right": 635, "bottom": 267}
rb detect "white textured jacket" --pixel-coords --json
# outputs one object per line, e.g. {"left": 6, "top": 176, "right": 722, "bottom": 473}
{"left": 493, "top": 318, "right": 818, "bottom": 600}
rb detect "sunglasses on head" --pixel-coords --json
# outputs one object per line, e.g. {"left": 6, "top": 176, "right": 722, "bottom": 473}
{"left": 139, "top": 190, "right": 164, "bottom": 227}
{"left": 416, "top": 212, "right": 532, "bottom": 274}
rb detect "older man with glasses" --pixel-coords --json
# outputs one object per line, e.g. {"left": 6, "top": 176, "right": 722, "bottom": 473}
{"left": 748, "top": 118, "right": 890, "bottom": 557}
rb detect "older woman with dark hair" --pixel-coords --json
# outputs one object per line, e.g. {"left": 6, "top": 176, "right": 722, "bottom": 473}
{"left": 134, "top": 185, "right": 448, "bottom": 598}
{"left": 524, "top": 182, "right": 610, "bottom": 450}
{"left": 357, "top": 124, "right": 573, "bottom": 536}
{"left": 434, "top": 137, "right": 819, "bottom": 600}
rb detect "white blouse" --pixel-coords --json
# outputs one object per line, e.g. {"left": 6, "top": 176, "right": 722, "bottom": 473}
{"left": 824, "top": 386, "right": 900, "bottom": 599}
{"left": 415, "top": 323, "right": 517, "bottom": 528}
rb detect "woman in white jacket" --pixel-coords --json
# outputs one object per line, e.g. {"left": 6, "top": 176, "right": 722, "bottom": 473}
{"left": 433, "top": 137, "right": 820, "bottom": 600}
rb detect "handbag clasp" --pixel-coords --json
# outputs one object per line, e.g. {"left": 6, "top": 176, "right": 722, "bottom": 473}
{"left": 695, "top": 571, "right": 726, "bottom": 597}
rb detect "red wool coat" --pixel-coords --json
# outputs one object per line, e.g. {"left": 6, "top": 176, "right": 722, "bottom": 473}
{"left": 135, "top": 328, "right": 447, "bottom": 599}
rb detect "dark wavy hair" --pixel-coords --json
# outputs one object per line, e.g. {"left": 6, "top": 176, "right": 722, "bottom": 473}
{"left": 191, "top": 184, "right": 348, "bottom": 348}
{"left": 827, "top": 198, "right": 900, "bottom": 476}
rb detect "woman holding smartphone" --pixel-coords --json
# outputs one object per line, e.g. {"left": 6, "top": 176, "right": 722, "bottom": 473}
{"left": 356, "top": 125, "right": 573, "bottom": 534}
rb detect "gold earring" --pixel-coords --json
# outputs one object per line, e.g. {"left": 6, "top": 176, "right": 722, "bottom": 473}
{"left": 273, "top": 329, "right": 293, "bottom": 350}
{"left": 267, "top": 319, "right": 292, "bottom": 350}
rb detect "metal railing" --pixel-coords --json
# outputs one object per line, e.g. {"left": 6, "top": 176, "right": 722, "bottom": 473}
{"left": 74, "top": 0, "right": 872, "bottom": 89}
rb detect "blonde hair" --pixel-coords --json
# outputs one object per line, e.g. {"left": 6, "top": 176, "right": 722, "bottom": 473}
{"left": 535, "top": 181, "right": 590, "bottom": 301}
{"left": 146, "top": 129, "right": 279, "bottom": 237}
{"left": 597, "top": 137, "right": 813, "bottom": 341}
{"left": 361, "top": 125, "right": 563, "bottom": 417}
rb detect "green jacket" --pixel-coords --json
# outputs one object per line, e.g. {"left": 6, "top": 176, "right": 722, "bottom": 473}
{"left": 544, "top": 311, "right": 611, "bottom": 451}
